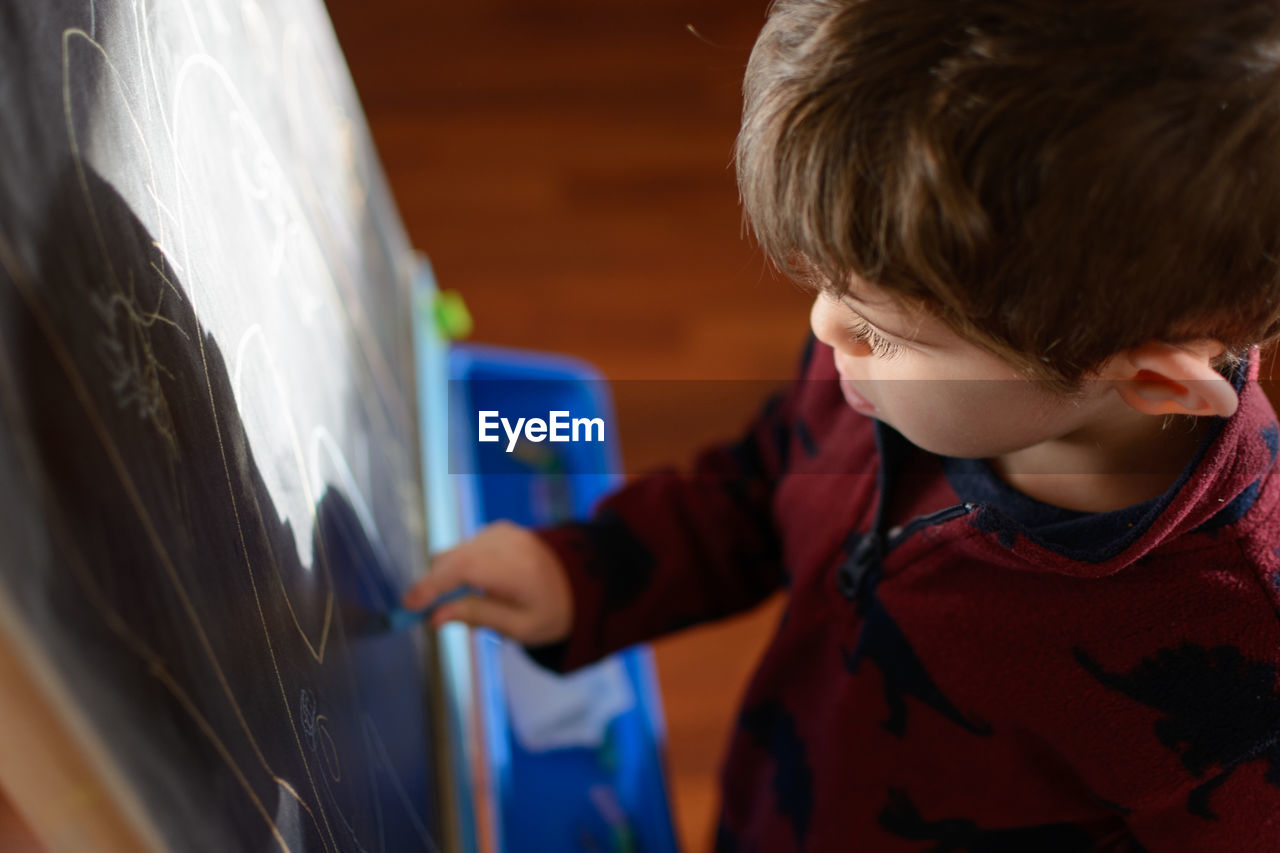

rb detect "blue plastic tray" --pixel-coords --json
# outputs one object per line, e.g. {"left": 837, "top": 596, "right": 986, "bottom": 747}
{"left": 449, "top": 344, "right": 678, "bottom": 853}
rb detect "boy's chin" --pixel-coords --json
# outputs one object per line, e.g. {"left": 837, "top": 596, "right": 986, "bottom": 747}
{"left": 886, "top": 423, "right": 1014, "bottom": 461}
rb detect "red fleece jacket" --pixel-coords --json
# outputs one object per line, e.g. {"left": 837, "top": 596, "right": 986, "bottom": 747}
{"left": 532, "top": 338, "right": 1280, "bottom": 852}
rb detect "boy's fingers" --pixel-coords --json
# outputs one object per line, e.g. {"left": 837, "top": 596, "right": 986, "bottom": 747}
{"left": 402, "top": 547, "right": 473, "bottom": 609}
{"left": 403, "top": 521, "right": 536, "bottom": 609}
{"left": 431, "top": 597, "right": 527, "bottom": 640}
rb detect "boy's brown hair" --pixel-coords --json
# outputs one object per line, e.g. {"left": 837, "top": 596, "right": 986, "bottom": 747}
{"left": 737, "top": 0, "right": 1280, "bottom": 392}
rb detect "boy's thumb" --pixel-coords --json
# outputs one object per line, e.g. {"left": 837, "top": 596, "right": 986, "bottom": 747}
{"left": 431, "top": 597, "right": 524, "bottom": 640}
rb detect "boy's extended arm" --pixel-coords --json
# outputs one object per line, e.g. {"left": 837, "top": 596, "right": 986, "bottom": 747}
{"left": 524, "top": 338, "right": 817, "bottom": 673}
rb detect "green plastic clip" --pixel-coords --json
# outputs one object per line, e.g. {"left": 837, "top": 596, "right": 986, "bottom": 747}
{"left": 432, "top": 289, "right": 472, "bottom": 340}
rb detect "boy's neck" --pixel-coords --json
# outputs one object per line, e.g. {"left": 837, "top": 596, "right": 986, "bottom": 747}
{"left": 985, "top": 404, "right": 1219, "bottom": 514}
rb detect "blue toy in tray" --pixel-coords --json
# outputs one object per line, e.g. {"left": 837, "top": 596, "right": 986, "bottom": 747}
{"left": 449, "top": 344, "right": 678, "bottom": 853}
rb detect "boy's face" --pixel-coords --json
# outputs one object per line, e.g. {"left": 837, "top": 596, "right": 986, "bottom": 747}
{"left": 809, "top": 279, "right": 1118, "bottom": 460}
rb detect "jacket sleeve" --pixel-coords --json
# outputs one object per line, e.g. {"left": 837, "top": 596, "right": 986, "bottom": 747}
{"left": 525, "top": 337, "right": 818, "bottom": 673}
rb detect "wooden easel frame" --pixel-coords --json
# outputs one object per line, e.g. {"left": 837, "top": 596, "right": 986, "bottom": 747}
{"left": 0, "top": 591, "right": 162, "bottom": 852}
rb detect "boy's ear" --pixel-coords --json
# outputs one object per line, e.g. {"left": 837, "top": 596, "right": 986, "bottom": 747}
{"left": 1103, "top": 340, "right": 1238, "bottom": 418}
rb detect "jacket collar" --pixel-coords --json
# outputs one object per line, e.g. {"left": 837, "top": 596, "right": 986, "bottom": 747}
{"left": 881, "top": 346, "right": 1279, "bottom": 576}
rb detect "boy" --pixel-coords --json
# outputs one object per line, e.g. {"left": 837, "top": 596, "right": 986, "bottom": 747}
{"left": 406, "top": 1, "right": 1280, "bottom": 849}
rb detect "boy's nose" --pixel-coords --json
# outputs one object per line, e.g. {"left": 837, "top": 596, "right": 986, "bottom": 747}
{"left": 809, "top": 295, "right": 872, "bottom": 358}
{"left": 809, "top": 295, "right": 841, "bottom": 346}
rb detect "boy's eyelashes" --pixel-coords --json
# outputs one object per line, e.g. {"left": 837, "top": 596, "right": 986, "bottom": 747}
{"left": 843, "top": 315, "right": 906, "bottom": 360}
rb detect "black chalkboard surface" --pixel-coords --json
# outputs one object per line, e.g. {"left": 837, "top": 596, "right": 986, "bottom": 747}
{"left": 0, "top": 1, "right": 450, "bottom": 850}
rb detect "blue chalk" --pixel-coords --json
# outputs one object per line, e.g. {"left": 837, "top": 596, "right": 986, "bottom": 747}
{"left": 384, "top": 584, "right": 483, "bottom": 633}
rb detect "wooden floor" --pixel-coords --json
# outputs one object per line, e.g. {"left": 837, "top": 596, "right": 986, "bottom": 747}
{"left": 322, "top": 1, "right": 808, "bottom": 851}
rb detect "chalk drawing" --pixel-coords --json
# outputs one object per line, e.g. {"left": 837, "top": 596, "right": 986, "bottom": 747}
{"left": 19, "top": 3, "right": 444, "bottom": 848}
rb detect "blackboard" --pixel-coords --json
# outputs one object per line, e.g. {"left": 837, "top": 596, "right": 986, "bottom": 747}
{"left": 0, "top": 0, "right": 452, "bottom": 849}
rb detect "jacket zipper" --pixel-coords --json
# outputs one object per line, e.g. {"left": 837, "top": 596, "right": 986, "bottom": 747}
{"left": 843, "top": 423, "right": 978, "bottom": 600}
{"left": 884, "top": 501, "right": 976, "bottom": 553}
{"left": 839, "top": 502, "right": 976, "bottom": 600}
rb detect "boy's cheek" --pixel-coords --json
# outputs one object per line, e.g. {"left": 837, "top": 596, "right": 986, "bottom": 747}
{"left": 873, "top": 384, "right": 1037, "bottom": 458}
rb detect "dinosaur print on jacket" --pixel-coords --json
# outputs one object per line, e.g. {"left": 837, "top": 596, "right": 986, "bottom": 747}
{"left": 1073, "top": 642, "right": 1280, "bottom": 820}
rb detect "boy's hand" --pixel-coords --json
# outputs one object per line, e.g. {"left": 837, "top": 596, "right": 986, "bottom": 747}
{"left": 401, "top": 521, "right": 573, "bottom": 647}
